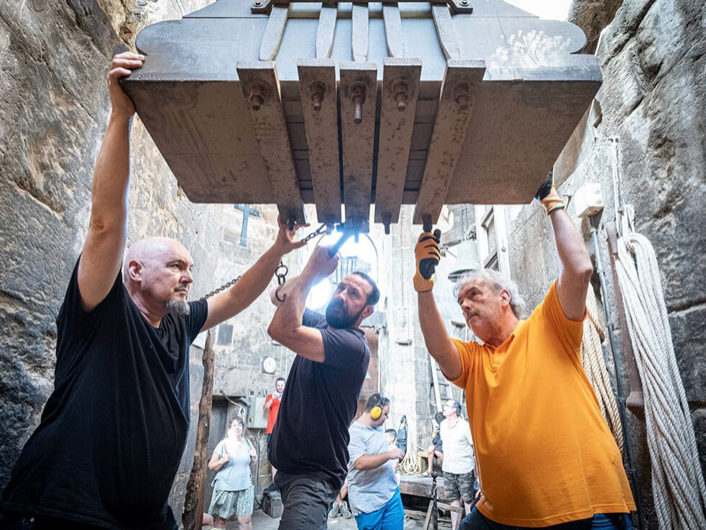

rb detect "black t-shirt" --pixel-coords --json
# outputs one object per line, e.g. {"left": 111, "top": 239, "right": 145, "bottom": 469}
{"left": 269, "top": 309, "right": 371, "bottom": 489}
{"left": 0, "top": 259, "right": 208, "bottom": 529}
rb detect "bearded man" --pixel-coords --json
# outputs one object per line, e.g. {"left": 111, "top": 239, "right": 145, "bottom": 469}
{"left": 267, "top": 246, "right": 380, "bottom": 530}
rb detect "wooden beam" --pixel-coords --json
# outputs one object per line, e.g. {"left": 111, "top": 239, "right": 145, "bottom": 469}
{"left": 260, "top": 5, "right": 288, "bottom": 61}
{"left": 316, "top": 5, "right": 337, "bottom": 59}
{"left": 413, "top": 60, "right": 485, "bottom": 225}
{"left": 352, "top": 3, "right": 369, "bottom": 62}
{"left": 432, "top": 4, "right": 460, "bottom": 60}
{"left": 382, "top": 3, "right": 405, "bottom": 58}
{"left": 297, "top": 58, "right": 341, "bottom": 224}
{"left": 237, "top": 61, "right": 306, "bottom": 225}
{"left": 375, "top": 57, "right": 421, "bottom": 232}
{"left": 182, "top": 331, "right": 215, "bottom": 530}
{"left": 340, "top": 61, "right": 377, "bottom": 223}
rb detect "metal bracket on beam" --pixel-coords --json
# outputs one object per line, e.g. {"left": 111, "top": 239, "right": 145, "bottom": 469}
{"left": 297, "top": 58, "right": 342, "bottom": 225}
{"left": 375, "top": 58, "right": 422, "bottom": 233}
{"left": 236, "top": 61, "right": 306, "bottom": 226}
{"left": 252, "top": 0, "right": 473, "bottom": 15}
{"left": 413, "top": 59, "right": 485, "bottom": 225}
{"left": 340, "top": 62, "right": 378, "bottom": 223}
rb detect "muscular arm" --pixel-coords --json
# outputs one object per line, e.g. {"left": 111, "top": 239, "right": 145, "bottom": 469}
{"left": 203, "top": 245, "right": 284, "bottom": 331}
{"left": 267, "top": 269, "right": 325, "bottom": 362}
{"left": 418, "top": 291, "right": 462, "bottom": 381}
{"left": 77, "top": 53, "right": 143, "bottom": 311}
{"left": 549, "top": 208, "right": 593, "bottom": 321}
{"left": 203, "top": 222, "right": 306, "bottom": 331}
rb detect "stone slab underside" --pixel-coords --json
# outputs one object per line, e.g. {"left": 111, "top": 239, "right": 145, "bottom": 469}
{"left": 121, "top": 0, "right": 602, "bottom": 225}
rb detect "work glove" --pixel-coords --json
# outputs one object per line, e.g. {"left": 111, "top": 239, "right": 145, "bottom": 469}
{"left": 414, "top": 232, "right": 441, "bottom": 292}
{"left": 535, "top": 170, "right": 565, "bottom": 214}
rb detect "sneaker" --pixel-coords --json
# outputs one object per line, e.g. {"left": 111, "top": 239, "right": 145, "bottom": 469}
{"left": 340, "top": 501, "right": 352, "bottom": 519}
{"left": 329, "top": 503, "right": 340, "bottom": 518}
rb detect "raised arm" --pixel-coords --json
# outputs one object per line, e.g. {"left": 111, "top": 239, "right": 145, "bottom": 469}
{"left": 415, "top": 233, "right": 463, "bottom": 380}
{"left": 77, "top": 52, "right": 143, "bottom": 311}
{"left": 267, "top": 246, "right": 339, "bottom": 362}
{"left": 537, "top": 176, "right": 593, "bottom": 321}
{"left": 202, "top": 220, "right": 307, "bottom": 331}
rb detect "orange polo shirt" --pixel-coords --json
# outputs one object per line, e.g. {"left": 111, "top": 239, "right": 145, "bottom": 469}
{"left": 450, "top": 282, "right": 635, "bottom": 527}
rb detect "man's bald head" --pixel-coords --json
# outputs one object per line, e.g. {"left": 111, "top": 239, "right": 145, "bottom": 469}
{"left": 124, "top": 237, "right": 194, "bottom": 317}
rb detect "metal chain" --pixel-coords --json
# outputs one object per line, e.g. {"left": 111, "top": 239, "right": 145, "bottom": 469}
{"left": 201, "top": 275, "right": 242, "bottom": 301}
{"left": 275, "top": 223, "right": 329, "bottom": 302}
{"left": 201, "top": 223, "right": 331, "bottom": 302}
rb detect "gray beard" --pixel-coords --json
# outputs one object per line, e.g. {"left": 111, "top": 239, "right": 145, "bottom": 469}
{"left": 166, "top": 298, "right": 191, "bottom": 316}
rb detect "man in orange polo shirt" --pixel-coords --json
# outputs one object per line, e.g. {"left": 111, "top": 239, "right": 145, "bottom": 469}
{"left": 413, "top": 177, "right": 636, "bottom": 529}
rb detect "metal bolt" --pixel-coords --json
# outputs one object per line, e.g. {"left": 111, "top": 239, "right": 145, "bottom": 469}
{"left": 254, "top": 0, "right": 262, "bottom": 5}
{"left": 461, "top": 0, "right": 469, "bottom": 6}
{"left": 392, "top": 80, "right": 409, "bottom": 112}
{"left": 454, "top": 83, "right": 471, "bottom": 110}
{"left": 383, "top": 213, "right": 392, "bottom": 235}
{"left": 248, "top": 83, "right": 266, "bottom": 110}
{"left": 350, "top": 82, "right": 367, "bottom": 124}
{"left": 310, "top": 82, "right": 326, "bottom": 112}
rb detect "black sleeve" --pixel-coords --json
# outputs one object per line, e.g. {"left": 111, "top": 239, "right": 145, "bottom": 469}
{"left": 320, "top": 328, "right": 367, "bottom": 370}
{"left": 302, "top": 308, "right": 327, "bottom": 329}
{"left": 185, "top": 299, "right": 209, "bottom": 344}
{"left": 56, "top": 256, "right": 123, "bottom": 332}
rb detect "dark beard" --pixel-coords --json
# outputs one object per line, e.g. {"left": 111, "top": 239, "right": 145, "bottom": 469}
{"left": 166, "top": 298, "right": 191, "bottom": 316}
{"left": 325, "top": 299, "right": 365, "bottom": 329}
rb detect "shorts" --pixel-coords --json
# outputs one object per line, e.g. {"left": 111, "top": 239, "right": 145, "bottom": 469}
{"left": 354, "top": 488, "right": 404, "bottom": 530}
{"left": 209, "top": 485, "right": 255, "bottom": 519}
{"left": 444, "top": 470, "right": 475, "bottom": 503}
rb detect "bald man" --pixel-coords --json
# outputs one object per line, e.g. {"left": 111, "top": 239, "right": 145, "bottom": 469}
{"left": 0, "top": 53, "right": 304, "bottom": 530}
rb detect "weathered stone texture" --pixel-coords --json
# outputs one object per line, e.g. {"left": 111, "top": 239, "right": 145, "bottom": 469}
{"left": 508, "top": 0, "right": 706, "bottom": 525}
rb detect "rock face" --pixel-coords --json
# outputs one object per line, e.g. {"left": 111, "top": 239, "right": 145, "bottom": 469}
{"left": 507, "top": 0, "right": 706, "bottom": 526}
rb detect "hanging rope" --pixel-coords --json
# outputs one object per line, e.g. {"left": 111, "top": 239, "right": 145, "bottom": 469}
{"left": 580, "top": 288, "right": 625, "bottom": 454}
{"left": 398, "top": 440, "right": 422, "bottom": 475}
{"left": 615, "top": 232, "right": 706, "bottom": 529}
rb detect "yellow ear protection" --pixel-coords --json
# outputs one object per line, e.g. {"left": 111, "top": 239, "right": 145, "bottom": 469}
{"left": 370, "top": 394, "right": 386, "bottom": 420}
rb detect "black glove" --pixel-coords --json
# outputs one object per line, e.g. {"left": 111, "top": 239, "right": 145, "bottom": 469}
{"left": 535, "top": 170, "right": 554, "bottom": 201}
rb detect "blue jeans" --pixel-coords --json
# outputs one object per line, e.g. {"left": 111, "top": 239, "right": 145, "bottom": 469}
{"left": 459, "top": 507, "right": 632, "bottom": 530}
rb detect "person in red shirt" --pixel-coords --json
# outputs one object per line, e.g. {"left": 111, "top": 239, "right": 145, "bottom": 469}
{"left": 264, "top": 377, "right": 286, "bottom": 484}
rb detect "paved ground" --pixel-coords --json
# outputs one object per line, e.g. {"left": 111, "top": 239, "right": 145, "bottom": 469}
{"left": 217, "top": 507, "right": 443, "bottom": 529}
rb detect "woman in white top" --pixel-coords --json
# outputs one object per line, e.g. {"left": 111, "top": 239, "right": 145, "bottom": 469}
{"left": 208, "top": 416, "right": 257, "bottom": 529}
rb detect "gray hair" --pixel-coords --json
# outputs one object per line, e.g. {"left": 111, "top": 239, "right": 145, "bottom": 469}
{"left": 452, "top": 270, "right": 525, "bottom": 319}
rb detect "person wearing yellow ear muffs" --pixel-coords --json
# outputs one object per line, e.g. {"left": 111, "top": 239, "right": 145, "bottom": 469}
{"left": 346, "top": 393, "right": 406, "bottom": 530}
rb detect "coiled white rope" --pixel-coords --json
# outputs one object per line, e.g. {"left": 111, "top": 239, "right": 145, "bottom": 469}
{"left": 615, "top": 232, "right": 706, "bottom": 529}
{"left": 580, "top": 288, "right": 625, "bottom": 454}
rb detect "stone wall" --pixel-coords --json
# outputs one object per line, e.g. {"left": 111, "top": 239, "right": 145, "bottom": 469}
{"left": 505, "top": 0, "right": 706, "bottom": 526}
